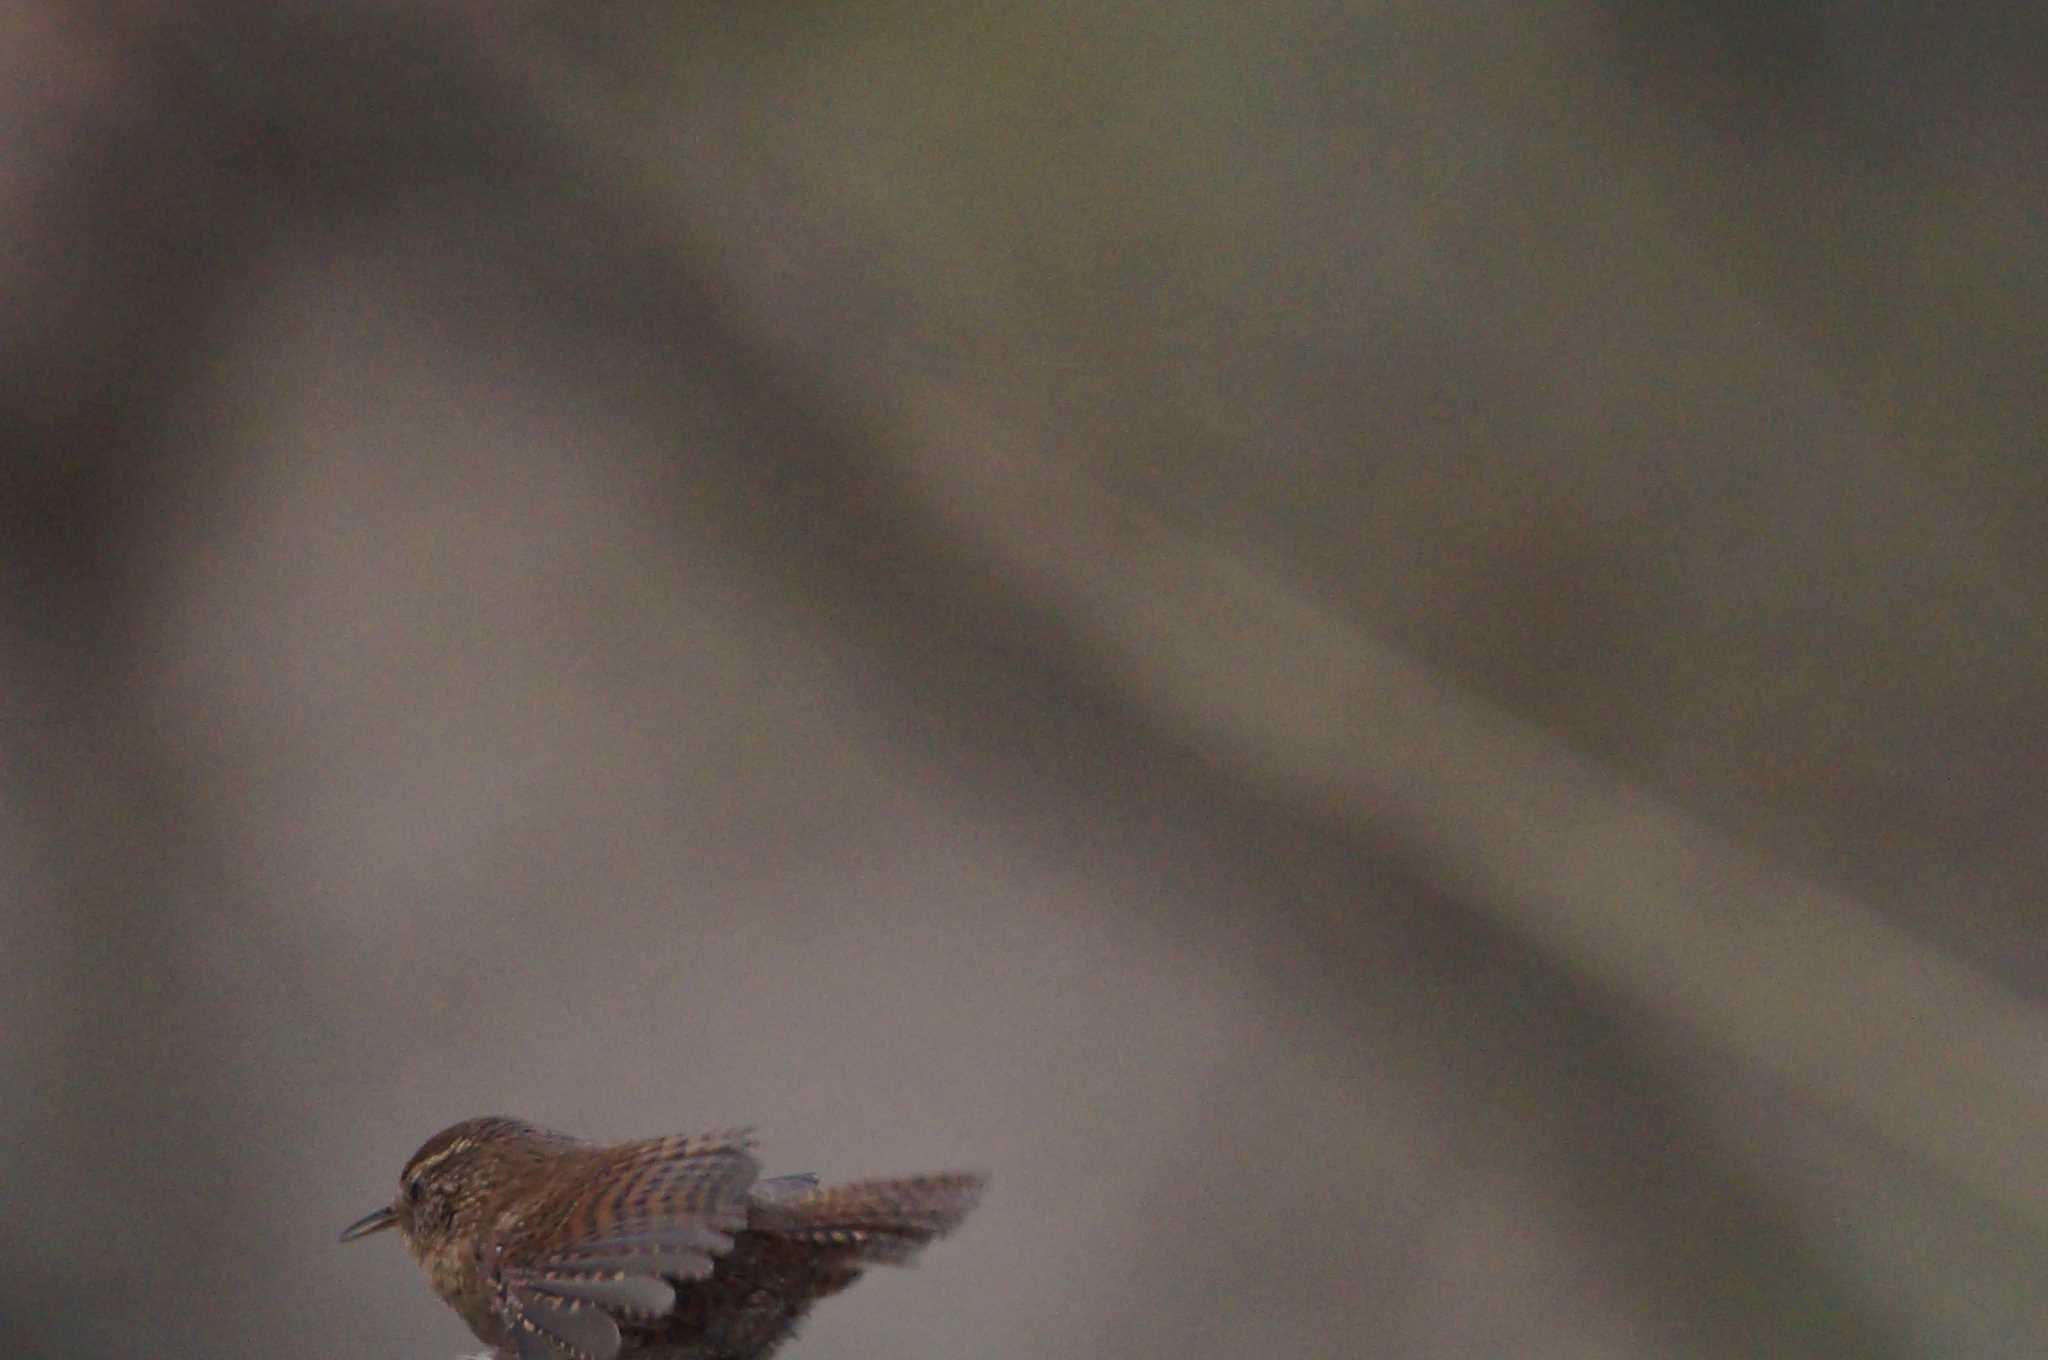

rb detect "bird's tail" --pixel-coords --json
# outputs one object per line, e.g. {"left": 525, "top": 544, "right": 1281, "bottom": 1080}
{"left": 752, "top": 1171, "right": 986, "bottom": 1266}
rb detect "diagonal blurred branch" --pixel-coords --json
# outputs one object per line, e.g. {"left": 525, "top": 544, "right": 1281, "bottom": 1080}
{"left": 900, "top": 397, "right": 2048, "bottom": 1217}
{"left": 490, "top": 38, "right": 2048, "bottom": 1223}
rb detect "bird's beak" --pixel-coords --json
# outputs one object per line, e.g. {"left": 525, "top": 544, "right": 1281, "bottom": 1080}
{"left": 339, "top": 1205, "right": 399, "bottom": 1243}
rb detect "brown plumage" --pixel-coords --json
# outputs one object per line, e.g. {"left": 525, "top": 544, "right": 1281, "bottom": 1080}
{"left": 340, "top": 1116, "right": 985, "bottom": 1360}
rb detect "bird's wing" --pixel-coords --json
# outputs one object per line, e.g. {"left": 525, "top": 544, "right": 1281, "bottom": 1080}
{"left": 492, "top": 1129, "right": 760, "bottom": 1360}
{"left": 748, "top": 1172, "right": 819, "bottom": 1205}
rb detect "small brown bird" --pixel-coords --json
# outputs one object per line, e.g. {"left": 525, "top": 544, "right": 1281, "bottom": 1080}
{"left": 341, "top": 1116, "right": 985, "bottom": 1360}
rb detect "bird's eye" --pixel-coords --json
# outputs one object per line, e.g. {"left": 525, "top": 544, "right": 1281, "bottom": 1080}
{"left": 405, "top": 1176, "right": 423, "bottom": 1204}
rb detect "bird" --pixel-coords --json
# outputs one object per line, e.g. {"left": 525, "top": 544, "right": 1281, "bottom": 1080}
{"left": 340, "top": 1115, "right": 985, "bottom": 1360}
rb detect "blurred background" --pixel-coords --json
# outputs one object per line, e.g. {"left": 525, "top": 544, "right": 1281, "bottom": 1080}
{"left": 3, "top": 3, "right": 2046, "bottom": 1357}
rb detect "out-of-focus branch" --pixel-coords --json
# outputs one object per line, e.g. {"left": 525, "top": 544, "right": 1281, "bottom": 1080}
{"left": 897, "top": 400, "right": 2048, "bottom": 1218}
{"left": 491, "top": 27, "right": 2047, "bottom": 1221}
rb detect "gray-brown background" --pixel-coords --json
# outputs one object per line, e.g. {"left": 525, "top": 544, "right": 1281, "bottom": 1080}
{"left": 4, "top": 4, "right": 2045, "bottom": 1357}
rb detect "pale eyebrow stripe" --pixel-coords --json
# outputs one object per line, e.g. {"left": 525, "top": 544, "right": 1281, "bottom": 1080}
{"left": 406, "top": 1139, "right": 474, "bottom": 1179}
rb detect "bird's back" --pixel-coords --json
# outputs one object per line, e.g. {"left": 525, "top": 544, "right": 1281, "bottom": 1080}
{"left": 492, "top": 1133, "right": 983, "bottom": 1360}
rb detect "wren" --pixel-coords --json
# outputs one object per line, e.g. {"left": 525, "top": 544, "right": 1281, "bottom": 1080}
{"left": 341, "top": 1116, "right": 985, "bottom": 1360}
